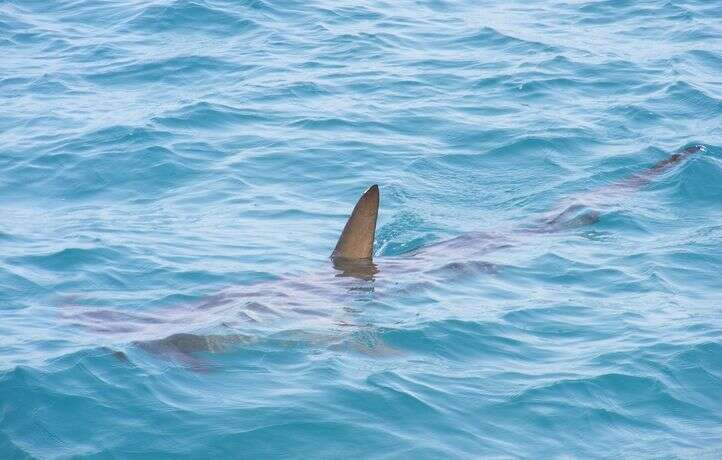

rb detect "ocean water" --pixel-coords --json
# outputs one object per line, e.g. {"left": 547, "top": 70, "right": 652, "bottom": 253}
{"left": 1, "top": 0, "right": 722, "bottom": 458}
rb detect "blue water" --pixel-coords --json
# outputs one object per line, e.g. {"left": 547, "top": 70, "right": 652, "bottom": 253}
{"left": 2, "top": 0, "right": 722, "bottom": 458}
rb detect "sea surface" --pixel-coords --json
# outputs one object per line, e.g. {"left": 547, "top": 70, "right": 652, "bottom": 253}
{"left": 1, "top": 0, "right": 722, "bottom": 458}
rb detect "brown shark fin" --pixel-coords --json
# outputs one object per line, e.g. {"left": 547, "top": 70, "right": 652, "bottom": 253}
{"left": 331, "top": 185, "right": 379, "bottom": 260}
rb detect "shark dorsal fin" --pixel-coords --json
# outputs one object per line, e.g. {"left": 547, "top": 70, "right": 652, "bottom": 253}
{"left": 331, "top": 185, "right": 379, "bottom": 260}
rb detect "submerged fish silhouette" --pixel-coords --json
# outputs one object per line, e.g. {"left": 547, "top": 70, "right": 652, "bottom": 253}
{"left": 90, "top": 144, "right": 703, "bottom": 367}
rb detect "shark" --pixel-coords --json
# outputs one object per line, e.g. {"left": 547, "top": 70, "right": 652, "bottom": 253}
{"left": 64, "top": 144, "right": 705, "bottom": 368}
{"left": 330, "top": 144, "right": 705, "bottom": 277}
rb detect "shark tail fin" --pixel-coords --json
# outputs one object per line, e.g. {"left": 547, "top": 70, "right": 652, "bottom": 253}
{"left": 620, "top": 144, "right": 705, "bottom": 189}
{"left": 331, "top": 185, "right": 379, "bottom": 260}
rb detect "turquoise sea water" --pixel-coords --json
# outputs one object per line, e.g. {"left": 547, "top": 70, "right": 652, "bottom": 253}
{"left": 2, "top": 0, "right": 722, "bottom": 458}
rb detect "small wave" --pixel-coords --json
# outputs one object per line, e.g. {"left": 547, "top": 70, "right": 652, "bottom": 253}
{"left": 14, "top": 247, "right": 124, "bottom": 271}
{"left": 153, "top": 101, "right": 272, "bottom": 130}
{"left": 452, "top": 26, "right": 558, "bottom": 54}
{"left": 85, "top": 55, "right": 235, "bottom": 86}
{"left": 123, "top": 0, "right": 258, "bottom": 37}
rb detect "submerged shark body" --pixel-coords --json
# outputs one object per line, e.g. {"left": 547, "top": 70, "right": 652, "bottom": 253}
{"left": 65, "top": 145, "right": 704, "bottom": 367}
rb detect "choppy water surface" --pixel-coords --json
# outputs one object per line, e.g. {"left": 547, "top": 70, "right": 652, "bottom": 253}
{"left": 2, "top": 0, "right": 722, "bottom": 458}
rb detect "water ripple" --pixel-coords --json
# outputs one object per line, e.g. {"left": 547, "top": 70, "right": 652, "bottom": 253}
{"left": 1, "top": 0, "right": 721, "bottom": 457}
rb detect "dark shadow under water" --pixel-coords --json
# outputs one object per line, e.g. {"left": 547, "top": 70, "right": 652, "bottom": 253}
{"left": 63, "top": 145, "right": 705, "bottom": 369}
